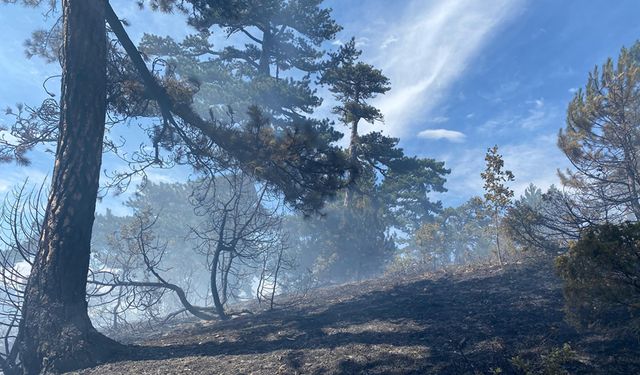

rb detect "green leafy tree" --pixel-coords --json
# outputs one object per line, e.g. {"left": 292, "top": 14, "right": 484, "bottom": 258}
{"left": 283, "top": 197, "right": 396, "bottom": 283}
{"left": 507, "top": 42, "right": 640, "bottom": 258}
{"left": 481, "top": 145, "right": 515, "bottom": 265}
{"left": 521, "top": 183, "right": 543, "bottom": 209}
{"left": 551, "top": 42, "right": 640, "bottom": 337}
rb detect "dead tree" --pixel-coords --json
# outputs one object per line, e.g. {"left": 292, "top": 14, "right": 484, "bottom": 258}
{"left": 255, "top": 240, "right": 292, "bottom": 310}
{"left": 0, "top": 182, "right": 45, "bottom": 373}
{"left": 191, "top": 171, "right": 286, "bottom": 319}
{"left": 89, "top": 208, "right": 217, "bottom": 322}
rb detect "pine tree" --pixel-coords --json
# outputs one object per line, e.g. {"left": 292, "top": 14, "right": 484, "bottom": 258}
{"left": 558, "top": 42, "right": 640, "bottom": 221}
{"left": 320, "top": 38, "right": 391, "bottom": 205}
{"left": 140, "top": 0, "right": 341, "bottom": 123}
{"left": 0, "top": 1, "right": 350, "bottom": 372}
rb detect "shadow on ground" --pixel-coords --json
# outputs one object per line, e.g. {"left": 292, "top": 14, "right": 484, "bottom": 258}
{"left": 74, "top": 261, "right": 640, "bottom": 374}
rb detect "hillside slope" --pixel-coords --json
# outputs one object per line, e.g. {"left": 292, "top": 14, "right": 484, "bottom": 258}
{"left": 72, "top": 260, "right": 639, "bottom": 374}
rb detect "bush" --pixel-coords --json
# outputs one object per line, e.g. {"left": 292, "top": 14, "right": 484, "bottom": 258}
{"left": 556, "top": 222, "right": 640, "bottom": 334}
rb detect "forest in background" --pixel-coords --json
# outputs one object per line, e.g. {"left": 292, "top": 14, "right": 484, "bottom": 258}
{"left": 0, "top": 0, "right": 638, "bottom": 374}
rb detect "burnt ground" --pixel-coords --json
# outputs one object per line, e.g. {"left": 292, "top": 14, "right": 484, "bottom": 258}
{"left": 71, "top": 260, "right": 639, "bottom": 374}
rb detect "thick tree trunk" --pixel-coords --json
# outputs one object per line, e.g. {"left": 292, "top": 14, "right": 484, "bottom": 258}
{"left": 18, "top": 1, "right": 121, "bottom": 373}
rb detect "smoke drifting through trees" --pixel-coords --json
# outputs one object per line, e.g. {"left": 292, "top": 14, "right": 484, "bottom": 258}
{"left": 0, "top": 0, "right": 637, "bottom": 373}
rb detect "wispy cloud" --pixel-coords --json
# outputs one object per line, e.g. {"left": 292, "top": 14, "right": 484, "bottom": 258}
{"left": 479, "top": 80, "right": 521, "bottom": 105}
{"left": 477, "top": 98, "right": 558, "bottom": 134}
{"left": 380, "top": 35, "right": 398, "bottom": 50}
{"left": 418, "top": 129, "right": 466, "bottom": 142}
{"left": 520, "top": 98, "right": 548, "bottom": 130}
{"left": 368, "top": 0, "right": 525, "bottom": 136}
{"left": 428, "top": 116, "right": 449, "bottom": 124}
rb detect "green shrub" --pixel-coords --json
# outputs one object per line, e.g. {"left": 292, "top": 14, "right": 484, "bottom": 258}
{"left": 556, "top": 222, "right": 640, "bottom": 334}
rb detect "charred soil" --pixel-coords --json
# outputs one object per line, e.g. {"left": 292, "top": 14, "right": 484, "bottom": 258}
{"left": 70, "top": 260, "right": 639, "bottom": 374}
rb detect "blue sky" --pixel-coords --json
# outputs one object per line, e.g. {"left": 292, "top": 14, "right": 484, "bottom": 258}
{"left": 1, "top": 0, "right": 640, "bottom": 211}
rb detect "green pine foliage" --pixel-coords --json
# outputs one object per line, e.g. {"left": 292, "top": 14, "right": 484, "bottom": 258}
{"left": 556, "top": 222, "right": 640, "bottom": 335}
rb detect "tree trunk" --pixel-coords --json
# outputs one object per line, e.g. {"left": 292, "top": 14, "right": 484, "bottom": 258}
{"left": 220, "top": 253, "right": 233, "bottom": 305}
{"left": 494, "top": 211, "right": 503, "bottom": 266}
{"left": 343, "top": 119, "right": 360, "bottom": 207}
{"left": 210, "top": 246, "right": 227, "bottom": 320}
{"left": 210, "top": 212, "right": 228, "bottom": 320}
{"left": 269, "top": 247, "right": 283, "bottom": 310}
{"left": 259, "top": 27, "right": 273, "bottom": 77}
{"left": 18, "top": 1, "right": 121, "bottom": 373}
{"left": 112, "top": 287, "right": 124, "bottom": 331}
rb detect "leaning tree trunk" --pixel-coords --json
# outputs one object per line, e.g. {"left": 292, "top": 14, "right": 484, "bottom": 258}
{"left": 210, "top": 246, "right": 228, "bottom": 320}
{"left": 210, "top": 212, "right": 228, "bottom": 320}
{"left": 18, "top": 1, "right": 121, "bottom": 373}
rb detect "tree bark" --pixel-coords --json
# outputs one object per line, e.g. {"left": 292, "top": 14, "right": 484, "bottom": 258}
{"left": 494, "top": 210, "right": 503, "bottom": 266}
{"left": 18, "top": 1, "right": 121, "bottom": 373}
{"left": 258, "top": 27, "right": 273, "bottom": 77}
{"left": 209, "top": 211, "right": 228, "bottom": 320}
{"left": 343, "top": 119, "right": 360, "bottom": 207}
{"left": 210, "top": 246, "right": 227, "bottom": 320}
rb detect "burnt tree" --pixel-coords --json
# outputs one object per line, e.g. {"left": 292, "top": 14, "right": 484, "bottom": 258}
{"left": 1, "top": 1, "right": 350, "bottom": 372}
{"left": 18, "top": 0, "right": 121, "bottom": 373}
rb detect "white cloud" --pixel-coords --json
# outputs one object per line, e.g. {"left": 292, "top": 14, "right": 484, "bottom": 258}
{"left": 477, "top": 98, "right": 558, "bottom": 133}
{"left": 368, "top": 0, "right": 525, "bottom": 136}
{"left": 418, "top": 129, "right": 466, "bottom": 142}
{"left": 380, "top": 35, "right": 398, "bottom": 49}
{"left": 532, "top": 98, "right": 544, "bottom": 109}
{"left": 354, "top": 37, "right": 370, "bottom": 48}
{"left": 521, "top": 99, "right": 547, "bottom": 130}
{"left": 429, "top": 116, "right": 449, "bottom": 124}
